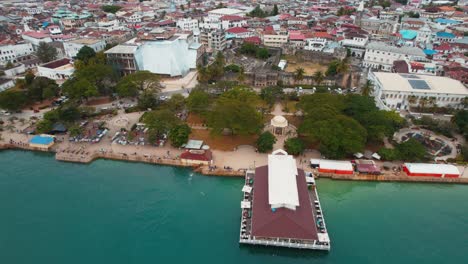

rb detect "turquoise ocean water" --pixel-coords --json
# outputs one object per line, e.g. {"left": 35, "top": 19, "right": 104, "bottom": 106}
{"left": 0, "top": 150, "right": 467, "bottom": 264}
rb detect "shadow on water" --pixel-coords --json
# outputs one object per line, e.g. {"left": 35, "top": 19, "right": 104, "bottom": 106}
{"left": 238, "top": 244, "right": 329, "bottom": 260}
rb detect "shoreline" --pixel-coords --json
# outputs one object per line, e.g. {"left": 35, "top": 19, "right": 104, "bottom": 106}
{"left": 0, "top": 143, "right": 245, "bottom": 177}
{"left": 2, "top": 143, "right": 468, "bottom": 183}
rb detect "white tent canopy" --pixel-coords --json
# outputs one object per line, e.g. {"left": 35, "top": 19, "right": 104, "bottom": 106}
{"left": 242, "top": 185, "right": 252, "bottom": 193}
{"left": 317, "top": 232, "right": 330, "bottom": 243}
{"left": 404, "top": 163, "right": 460, "bottom": 175}
{"left": 268, "top": 149, "right": 299, "bottom": 211}
{"left": 241, "top": 200, "right": 251, "bottom": 209}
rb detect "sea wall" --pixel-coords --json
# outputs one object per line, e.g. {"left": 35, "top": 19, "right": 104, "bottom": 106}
{"left": 318, "top": 173, "right": 468, "bottom": 184}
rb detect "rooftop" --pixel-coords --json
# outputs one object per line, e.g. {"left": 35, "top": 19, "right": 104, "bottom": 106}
{"left": 373, "top": 72, "right": 468, "bottom": 95}
{"left": 367, "top": 42, "right": 425, "bottom": 57}
{"left": 104, "top": 44, "right": 138, "bottom": 54}
{"left": 68, "top": 38, "right": 102, "bottom": 45}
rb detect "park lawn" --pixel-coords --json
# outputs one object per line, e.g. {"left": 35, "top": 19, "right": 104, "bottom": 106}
{"left": 189, "top": 128, "right": 258, "bottom": 151}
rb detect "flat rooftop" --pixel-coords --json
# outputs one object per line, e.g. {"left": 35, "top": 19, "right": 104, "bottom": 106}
{"left": 68, "top": 38, "right": 102, "bottom": 45}
{"left": 373, "top": 72, "right": 468, "bottom": 95}
{"left": 251, "top": 165, "right": 318, "bottom": 240}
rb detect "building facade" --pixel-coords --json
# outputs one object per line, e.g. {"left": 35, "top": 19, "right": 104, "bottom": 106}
{"left": 369, "top": 71, "right": 468, "bottom": 111}
{"left": 363, "top": 42, "right": 426, "bottom": 71}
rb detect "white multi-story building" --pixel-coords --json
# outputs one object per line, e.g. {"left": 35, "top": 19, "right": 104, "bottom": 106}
{"left": 369, "top": 71, "right": 468, "bottom": 111}
{"left": 200, "top": 30, "right": 226, "bottom": 52}
{"left": 263, "top": 32, "right": 289, "bottom": 48}
{"left": 0, "top": 43, "right": 33, "bottom": 65}
{"left": 340, "top": 33, "right": 368, "bottom": 58}
{"left": 177, "top": 18, "right": 199, "bottom": 31}
{"left": 63, "top": 38, "right": 106, "bottom": 58}
{"left": 363, "top": 42, "right": 426, "bottom": 71}
{"left": 22, "top": 31, "right": 53, "bottom": 47}
{"left": 37, "top": 58, "right": 75, "bottom": 80}
{"left": 25, "top": 6, "right": 43, "bottom": 15}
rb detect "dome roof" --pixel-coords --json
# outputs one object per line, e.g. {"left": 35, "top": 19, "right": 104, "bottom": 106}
{"left": 271, "top": 115, "right": 288, "bottom": 128}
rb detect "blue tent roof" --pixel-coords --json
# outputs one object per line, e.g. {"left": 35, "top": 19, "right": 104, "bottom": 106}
{"left": 400, "top": 30, "right": 417, "bottom": 40}
{"left": 436, "top": 32, "right": 455, "bottom": 38}
{"left": 30, "top": 135, "right": 54, "bottom": 145}
{"left": 435, "top": 18, "right": 461, "bottom": 25}
{"left": 423, "top": 49, "right": 438, "bottom": 55}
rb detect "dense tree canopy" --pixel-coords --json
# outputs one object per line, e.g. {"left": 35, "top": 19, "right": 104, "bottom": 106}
{"left": 207, "top": 88, "right": 262, "bottom": 135}
{"left": 285, "top": 137, "right": 305, "bottom": 155}
{"left": 297, "top": 93, "right": 404, "bottom": 158}
{"left": 36, "top": 42, "right": 57, "bottom": 63}
{"left": 256, "top": 131, "right": 277, "bottom": 153}
{"left": 27, "top": 76, "right": 60, "bottom": 102}
{"left": 116, "top": 71, "right": 160, "bottom": 98}
{"left": 143, "top": 109, "right": 180, "bottom": 139}
{"left": 101, "top": 5, "right": 122, "bottom": 14}
{"left": 62, "top": 78, "right": 98, "bottom": 101}
{"left": 169, "top": 124, "right": 191, "bottom": 147}
{"left": 0, "top": 90, "right": 27, "bottom": 111}
{"left": 187, "top": 89, "right": 210, "bottom": 114}
{"left": 75, "top": 46, "right": 96, "bottom": 63}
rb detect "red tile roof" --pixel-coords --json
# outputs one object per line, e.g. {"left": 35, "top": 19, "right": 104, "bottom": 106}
{"left": 226, "top": 27, "right": 249, "bottom": 34}
{"left": 220, "top": 15, "right": 245, "bottom": 21}
{"left": 244, "top": 36, "right": 261, "bottom": 45}
{"left": 251, "top": 166, "right": 318, "bottom": 240}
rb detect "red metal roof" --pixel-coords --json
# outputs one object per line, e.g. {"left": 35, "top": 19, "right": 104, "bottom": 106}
{"left": 220, "top": 15, "right": 244, "bottom": 21}
{"left": 244, "top": 36, "right": 261, "bottom": 45}
{"left": 180, "top": 150, "right": 212, "bottom": 162}
{"left": 226, "top": 27, "right": 249, "bottom": 34}
{"left": 251, "top": 166, "right": 318, "bottom": 240}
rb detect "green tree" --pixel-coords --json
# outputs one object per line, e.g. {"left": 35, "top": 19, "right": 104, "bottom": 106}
{"left": 284, "top": 137, "right": 305, "bottom": 155}
{"left": 169, "top": 124, "right": 191, "bottom": 147}
{"left": 271, "top": 4, "right": 279, "bottom": 16}
{"left": 35, "top": 119, "right": 53, "bottom": 134}
{"left": 35, "top": 42, "right": 57, "bottom": 63}
{"left": 361, "top": 80, "right": 374, "bottom": 96}
{"left": 260, "top": 86, "right": 284, "bottom": 106}
{"left": 116, "top": 71, "right": 160, "bottom": 98}
{"left": 377, "top": 147, "right": 399, "bottom": 161}
{"left": 69, "top": 124, "right": 83, "bottom": 137}
{"left": 396, "top": 139, "right": 426, "bottom": 162}
{"left": 294, "top": 67, "right": 305, "bottom": 82}
{"left": 143, "top": 109, "right": 180, "bottom": 138}
{"left": 25, "top": 70, "right": 35, "bottom": 85}
{"left": 256, "top": 48, "right": 269, "bottom": 59}
{"left": 166, "top": 94, "right": 186, "bottom": 112}
{"left": 453, "top": 110, "right": 468, "bottom": 137}
{"left": 313, "top": 71, "right": 324, "bottom": 85}
{"left": 0, "top": 90, "right": 27, "bottom": 111}
{"left": 207, "top": 88, "right": 262, "bottom": 135}
{"left": 256, "top": 131, "right": 277, "bottom": 153}
{"left": 248, "top": 5, "right": 267, "bottom": 18}
{"left": 27, "top": 76, "right": 59, "bottom": 102}
{"left": 62, "top": 78, "right": 98, "bottom": 101}
{"left": 75, "top": 46, "right": 96, "bottom": 63}
{"left": 187, "top": 89, "right": 210, "bottom": 114}
{"left": 101, "top": 5, "right": 122, "bottom": 14}
{"left": 74, "top": 63, "right": 116, "bottom": 94}
{"left": 138, "top": 89, "right": 158, "bottom": 110}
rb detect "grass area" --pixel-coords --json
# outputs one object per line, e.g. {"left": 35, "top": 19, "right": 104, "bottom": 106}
{"left": 189, "top": 128, "right": 258, "bottom": 151}
{"left": 282, "top": 100, "right": 298, "bottom": 113}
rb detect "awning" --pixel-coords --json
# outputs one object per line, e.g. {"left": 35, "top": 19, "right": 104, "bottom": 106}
{"left": 354, "top": 152, "right": 364, "bottom": 158}
{"left": 305, "top": 176, "right": 315, "bottom": 183}
{"left": 372, "top": 153, "right": 381, "bottom": 160}
{"left": 242, "top": 185, "right": 252, "bottom": 193}
{"left": 241, "top": 200, "right": 251, "bottom": 209}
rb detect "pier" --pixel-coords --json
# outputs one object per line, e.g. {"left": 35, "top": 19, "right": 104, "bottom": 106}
{"left": 239, "top": 150, "right": 331, "bottom": 251}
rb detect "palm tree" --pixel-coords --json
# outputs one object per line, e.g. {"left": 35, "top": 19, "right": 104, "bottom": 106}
{"left": 313, "top": 71, "right": 324, "bottom": 86}
{"left": 294, "top": 67, "right": 305, "bottom": 82}
{"left": 336, "top": 58, "right": 349, "bottom": 74}
{"left": 361, "top": 80, "right": 374, "bottom": 96}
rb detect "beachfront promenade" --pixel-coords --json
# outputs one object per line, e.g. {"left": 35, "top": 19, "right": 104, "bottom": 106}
{"left": 2, "top": 131, "right": 468, "bottom": 183}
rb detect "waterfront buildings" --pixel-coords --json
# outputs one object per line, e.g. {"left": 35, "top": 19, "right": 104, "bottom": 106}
{"left": 240, "top": 150, "right": 330, "bottom": 250}
{"left": 37, "top": 58, "right": 75, "bottom": 80}
{"left": 0, "top": 42, "right": 33, "bottom": 66}
{"left": 104, "top": 45, "right": 138, "bottom": 76}
{"left": 369, "top": 72, "right": 468, "bottom": 111}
